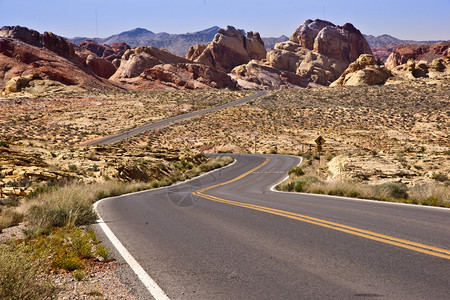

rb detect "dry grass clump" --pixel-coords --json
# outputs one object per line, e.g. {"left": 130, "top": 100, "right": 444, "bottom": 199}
{"left": 278, "top": 166, "right": 449, "bottom": 207}
{"left": 0, "top": 208, "right": 23, "bottom": 232}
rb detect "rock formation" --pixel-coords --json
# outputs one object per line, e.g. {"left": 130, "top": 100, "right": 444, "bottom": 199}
{"left": 233, "top": 19, "right": 372, "bottom": 88}
{"left": 330, "top": 54, "right": 391, "bottom": 86}
{"left": 0, "top": 37, "right": 119, "bottom": 93}
{"left": 390, "top": 57, "right": 450, "bottom": 80}
{"left": 141, "top": 63, "right": 237, "bottom": 89}
{"left": 230, "top": 60, "right": 309, "bottom": 89}
{"left": 0, "top": 26, "right": 116, "bottom": 79}
{"left": 109, "top": 46, "right": 237, "bottom": 90}
{"left": 385, "top": 42, "right": 450, "bottom": 70}
{"left": 290, "top": 19, "right": 372, "bottom": 63}
{"left": 110, "top": 46, "right": 190, "bottom": 79}
{"left": 186, "top": 26, "right": 267, "bottom": 73}
{"left": 79, "top": 40, "right": 131, "bottom": 62}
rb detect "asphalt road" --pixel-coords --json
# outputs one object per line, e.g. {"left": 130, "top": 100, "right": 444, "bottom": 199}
{"left": 95, "top": 154, "right": 450, "bottom": 299}
{"left": 85, "top": 91, "right": 268, "bottom": 145}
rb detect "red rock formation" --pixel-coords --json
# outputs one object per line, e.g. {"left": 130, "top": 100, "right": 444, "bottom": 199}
{"left": 371, "top": 45, "right": 400, "bottom": 63}
{"left": 79, "top": 40, "right": 131, "bottom": 62}
{"left": 110, "top": 46, "right": 191, "bottom": 80}
{"left": 0, "top": 26, "right": 116, "bottom": 79}
{"left": 385, "top": 42, "right": 450, "bottom": 70}
{"left": 0, "top": 37, "right": 119, "bottom": 90}
{"left": 186, "top": 26, "right": 267, "bottom": 73}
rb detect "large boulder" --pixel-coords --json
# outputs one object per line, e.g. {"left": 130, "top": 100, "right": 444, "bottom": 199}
{"left": 331, "top": 54, "right": 391, "bottom": 86}
{"left": 385, "top": 42, "right": 450, "bottom": 70}
{"left": 110, "top": 46, "right": 190, "bottom": 80}
{"left": 186, "top": 26, "right": 267, "bottom": 73}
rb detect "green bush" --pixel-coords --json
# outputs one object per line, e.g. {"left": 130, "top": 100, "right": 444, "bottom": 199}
{"left": 294, "top": 181, "right": 305, "bottom": 192}
{"left": 376, "top": 182, "right": 408, "bottom": 199}
{"left": 73, "top": 270, "right": 86, "bottom": 281}
{"left": 52, "top": 253, "right": 83, "bottom": 271}
{"left": 288, "top": 166, "right": 305, "bottom": 176}
{"left": 0, "top": 140, "right": 9, "bottom": 148}
{"left": 96, "top": 245, "right": 110, "bottom": 260}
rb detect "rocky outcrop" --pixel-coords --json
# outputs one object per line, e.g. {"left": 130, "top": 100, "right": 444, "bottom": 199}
{"left": 390, "top": 57, "right": 450, "bottom": 80}
{"left": 290, "top": 19, "right": 372, "bottom": 63}
{"left": 110, "top": 46, "right": 190, "bottom": 80}
{"left": 79, "top": 40, "right": 131, "bottom": 62}
{"left": 266, "top": 41, "right": 349, "bottom": 85}
{"left": 232, "top": 19, "right": 372, "bottom": 88}
{"left": 140, "top": 63, "right": 237, "bottom": 89}
{"left": 186, "top": 26, "right": 267, "bottom": 73}
{"left": 385, "top": 42, "right": 450, "bottom": 70}
{"left": 231, "top": 60, "right": 309, "bottom": 89}
{"left": 0, "top": 26, "right": 116, "bottom": 79}
{"left": 0, "top": 37, "right": 119, "bottom": 92}
{"left": 331, "top": 54, "right": 391, "bottom": 86}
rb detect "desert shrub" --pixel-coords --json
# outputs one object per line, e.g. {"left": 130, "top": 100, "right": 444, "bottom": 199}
{"left": 26, "top": 184, "right": 98, "bottom": 234}
{"left": 52, "top": 253, "right": 83, "bottom": 271}
{"left": 96, "top": 245, "right": 110, "bottom": 260}
{"left": 431, "top": 172, "right": 448, "bottom": 182}
{"left": 294, "top": 181, "right": 305, "bottom": 192}
{"left": 0, "top": 243, "right": 55, "bottom": 299}
{"left": 375, "top": 182, "right": 408, "bottom": 199}
{"left": 0, "top": 140, "right": 9, "bottom": 148}
{"left": 0, "top": 208, "right": 24, "bottom": 232}
{"left": 73, "top": 270, "right": 86, "bottom": 281}
{"left": 288, "top": 166, "right": 305, "bottom": 176}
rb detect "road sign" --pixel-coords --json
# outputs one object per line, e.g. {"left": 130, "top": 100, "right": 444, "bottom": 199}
{"left": 253, "top": 131, "right": 258, "bottom": 137}
{"left": 315, "top": 136, "right": 325, "bottom": 146}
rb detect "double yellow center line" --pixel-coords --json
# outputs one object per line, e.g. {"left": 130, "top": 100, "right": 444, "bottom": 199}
{"left": 193, "top": 157, "right": 450, "bottom": 260}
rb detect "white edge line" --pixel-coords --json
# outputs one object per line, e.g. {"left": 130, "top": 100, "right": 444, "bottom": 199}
{"left": 93, "top": 200, "right": 170, "bottom": 300}
{"left": 269, "top": 156, "right": 449, "bottom": 211}
{"left": 92, "top": 157, "right": 237, "bottom": 299}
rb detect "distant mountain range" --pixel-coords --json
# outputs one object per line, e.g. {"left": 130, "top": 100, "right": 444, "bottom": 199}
{"left": 362, "top": 34, "right": 444, "bottom": 48}
{"left": 69, "top": 27, "right": 290, "bottom": 57}
{"left": 69, "top": 27, "right": 446, "bottom": 57}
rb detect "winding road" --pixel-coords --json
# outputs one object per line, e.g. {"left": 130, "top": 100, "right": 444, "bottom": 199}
{"left": 95, "top": 154, "right": 450, "bottom": 299}
{"left": 85, "top": 91, "right": 268, "bottom": 146}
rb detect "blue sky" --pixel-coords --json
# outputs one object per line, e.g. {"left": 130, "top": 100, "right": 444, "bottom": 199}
{"left": 1, "top": 0, "right": 449, "bottom": 40}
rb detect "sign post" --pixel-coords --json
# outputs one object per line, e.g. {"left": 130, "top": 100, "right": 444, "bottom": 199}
{"left": 315, "top": 136, "right": 325, "bottom": 159}
{"left": 253, "top": 131, "right": 258, "bottom": 154}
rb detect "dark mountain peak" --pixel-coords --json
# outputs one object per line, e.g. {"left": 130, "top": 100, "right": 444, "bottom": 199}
{"left": 187, "top": 26, "right": 220, "bottom": 35}
{"left": 121, "top": 28, "right": 154, "bottom": 36}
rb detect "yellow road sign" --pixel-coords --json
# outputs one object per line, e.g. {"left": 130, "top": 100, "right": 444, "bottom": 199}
{"left": 315, "top": 136, "right": 325, "bottom": 146}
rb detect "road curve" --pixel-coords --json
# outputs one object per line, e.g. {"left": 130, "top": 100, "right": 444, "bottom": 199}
{"left": 85, "top": 91, "right": 268, "bottom": 145}
{"left": 95, "top": 154, "right": 450, "bottom": 299}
